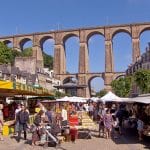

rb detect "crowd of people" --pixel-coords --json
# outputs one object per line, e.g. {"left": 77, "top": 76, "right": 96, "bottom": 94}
{"left": 0, "top": 99, "right": 149, "bottom": 147}
{"left": 82, "top": 102, "right": 150, "bottom": 141}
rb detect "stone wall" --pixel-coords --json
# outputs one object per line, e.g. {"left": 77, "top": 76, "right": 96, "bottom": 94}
{"left": 15, "top": 57, "right": 36, "bottom": 74}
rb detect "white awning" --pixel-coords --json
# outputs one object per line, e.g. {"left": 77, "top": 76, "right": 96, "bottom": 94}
{"left": 100, "top": 91, "right": 122, "bottom": 102}
{"left": 128, "top": 96, "right": 150, "bottom": 104}
{"left": 56, "top": 96, "right": 87, "bottom": 103}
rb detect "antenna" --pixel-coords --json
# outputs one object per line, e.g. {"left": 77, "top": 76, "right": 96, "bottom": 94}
{"left": 16, "top": 26, "right": 18, "bottom": 34}
{"left": 57, "top": 23, "right": 60, "bottom": 30}
{"left": 106, "top": 16, "right": 109, "bottom": 25}
{"left": 57, "top": 22, "right": 63, "bottom": 30}
{"left": 16, "top": 26, "right": 19, "bottom": 34}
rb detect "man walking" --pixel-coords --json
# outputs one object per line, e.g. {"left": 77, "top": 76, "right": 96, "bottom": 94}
{"left": 17, "top": 105, "right": 29, "bottom": 142}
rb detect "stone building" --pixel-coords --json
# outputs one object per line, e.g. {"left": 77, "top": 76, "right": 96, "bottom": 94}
{"left": 0, "top": 64, "right": 38, "bottom": 86}
{"left": 126, "top": 43, "right": 150, "bottom": 95}
{"left": 126, "top": 43, "right": 150, "bottom": 75}
{"left": 42, "top": 69, "right": 62, "bottom": 92}
{"left": 13, "top": 57, "right": 61, "bottom": 91}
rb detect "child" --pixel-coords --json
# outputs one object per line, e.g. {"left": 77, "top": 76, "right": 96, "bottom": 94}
{"left": 112, "top": 116, "right": 119, "bottom": 139}
{"left": 137, "top": 116, "right": 144, "bottom": 141}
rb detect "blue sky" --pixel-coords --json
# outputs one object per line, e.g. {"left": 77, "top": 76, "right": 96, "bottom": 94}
{"left": 0, "top": 0, "right": 150, "bottom": 92}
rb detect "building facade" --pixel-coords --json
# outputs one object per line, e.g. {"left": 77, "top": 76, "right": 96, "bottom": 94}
{"left": 126, "top": 43, "right": 150, "bottom": 75}
{"left": 126, "top": 43, "right": 150, "bottom": 95}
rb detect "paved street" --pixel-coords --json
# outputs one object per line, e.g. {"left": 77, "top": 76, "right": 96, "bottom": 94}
{"left": 0, "top": 129, "right": 149, "bottom": 150}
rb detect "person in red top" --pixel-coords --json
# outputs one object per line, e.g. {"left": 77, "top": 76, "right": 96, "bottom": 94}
{"left": 3, "top": 104, "right": 9, "bottom": 119}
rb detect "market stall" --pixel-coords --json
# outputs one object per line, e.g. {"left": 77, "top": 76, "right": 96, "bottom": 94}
{"left": 126, "top": 95, "right": 150, "bottom": 137}
{"left": 0, "top": 80, "right": 54, "bottom": 136}
{"left": 100, "top": 91, "right": 123, "bottom": 103}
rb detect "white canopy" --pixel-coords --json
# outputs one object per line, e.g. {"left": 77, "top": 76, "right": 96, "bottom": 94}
{"left": 56, "top": 96, "right": 69, "bottom": 102}
{"left": 69, "top": 96, "right": 87, "bottom": 103}
{"left": 100, "top": 91, "right": 122, "bottom": 102}
{"left": 128, "top": 96, "right": 150, "bottom": 104}
{"left": 90, "top": 97, "right": 101, "bottom": 102}
{"left": 56, "top": 96, "right": 87, "bottom": 103}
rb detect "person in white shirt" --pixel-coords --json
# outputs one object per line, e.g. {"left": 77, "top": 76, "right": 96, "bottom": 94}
{"left": 14, "top": 104, "right": 21, "bottom": 135}
{"left": 83, "top": 103, "right": 89, "bottom": 112}
{"left": 88, "top": 103, "right": 94, "bottom": 118}
{"left": 61, "top": 105, "right": 68, "bottom": 126}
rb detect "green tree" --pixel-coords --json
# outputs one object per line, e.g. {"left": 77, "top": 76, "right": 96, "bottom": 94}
{"left": 134, "top": 69, "right": 150, "bottom": 93}
{"left": 11, "top": 48, "right": 33, "bottom": 64}
{"left": 22, "top": 48, "right": 33, "bottom": 57}
{"left": 0, "top": 42, "right": 13, "bottom": 64}
{"left": 11, "top": 50, "right": 22, "bottom": 64}
{"left": 43, "top": 52, "right": 53, "bottom": 70}
{"left": 54, "top": 90, "right": 67, "bottom": 98}
{"left": 96, "top": 89, "right": 107, "bottom": 97}
{"left": 111, "top": 76, "right": 132, "bottom": 97}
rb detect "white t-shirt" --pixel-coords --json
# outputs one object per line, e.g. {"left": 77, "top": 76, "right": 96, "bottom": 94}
{"left": 15, "top": 108, "right": 21, "bottom": 115}
{"left": 88, "top": 105, "right": 94, "bottom": 112}
{"left": 84, "top": 104, "right": 89, "bottom": 112}
{"left": 61, "top": 109, "right": 68, "bottom": 121}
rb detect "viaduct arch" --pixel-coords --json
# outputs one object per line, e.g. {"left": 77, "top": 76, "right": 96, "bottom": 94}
{"left": 0, "top": 22, "right": 150, "bottom": 97}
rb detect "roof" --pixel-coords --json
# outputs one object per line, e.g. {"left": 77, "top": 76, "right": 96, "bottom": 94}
{"left": 54, "top": 83, "right": 87, "bottom": 89}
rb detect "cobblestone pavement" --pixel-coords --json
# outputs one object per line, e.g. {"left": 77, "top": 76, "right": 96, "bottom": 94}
{"left": 0, "top": 130, "right": 150, "bottom": 150}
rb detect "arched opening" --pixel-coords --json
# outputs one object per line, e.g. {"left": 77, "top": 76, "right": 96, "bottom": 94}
{"left": 19, "top": 38, "right": 33, "bottom": 57}
{"left": 63, "top": 77, "right": 78, "bottom": 96}
{"left": 3, "top": 40, "right": 13, "bottom": 48}
{"left": 115, "top": 75, "right": 125, "bottom": 80}
{"left": 113, "top": 32, "right": 132, "bottom": 72}
{"left": 140, "top": 29, "right": 150, "bottom": 54}
{"left": 88, "top": 34, "right": 105, "bottom": 72}
{"left": 20, "top": 38, "right": 32, "bottom": 53}
{"left": 88, "top": 76, "right": 104, "bottom": 97}
{"left": 64, "top": 36, "right": 79, "bottom": 73}
{"left": 40, "top": 37, "right": 54, "bottom": 70}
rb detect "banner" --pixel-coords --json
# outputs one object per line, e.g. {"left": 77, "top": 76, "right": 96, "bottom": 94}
{"left": 0, "top": 81, "right": 13, "bottom": 89}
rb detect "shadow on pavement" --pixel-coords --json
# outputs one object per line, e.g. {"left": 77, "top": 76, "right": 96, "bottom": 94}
{"left": 111, "top": 128, "right": 150, "bottom": 149}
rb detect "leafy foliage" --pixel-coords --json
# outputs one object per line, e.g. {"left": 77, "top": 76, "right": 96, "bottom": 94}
{"left": 0, "top": 42, "right": 14, "bottom": 64}
{"left": 22, "top": 48, "right": 33, "bottom": 57}
{"left": 43, "top": 52, "right": 53, "bottom": 70}
{"left": 133, "top": 69, "right": 150, "bottom": 93}
{"left": 96, "top": 89, "right": 107, "bottom": 97}
{"left": 54, "top": 90, "right": 68, "bottom": 98}
{"left": 0, "top": 42, "right": 53, "bottom": 69}
{"left": 111, "top": 76, "right": 132, "bottom": 97}
{"left": 0, "top": 42, "right": 34, "bottom": 65}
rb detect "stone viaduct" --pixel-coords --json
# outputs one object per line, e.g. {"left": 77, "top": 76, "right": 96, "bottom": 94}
{"left": 0, "top": 22, "right": 150, "bottom": 97}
